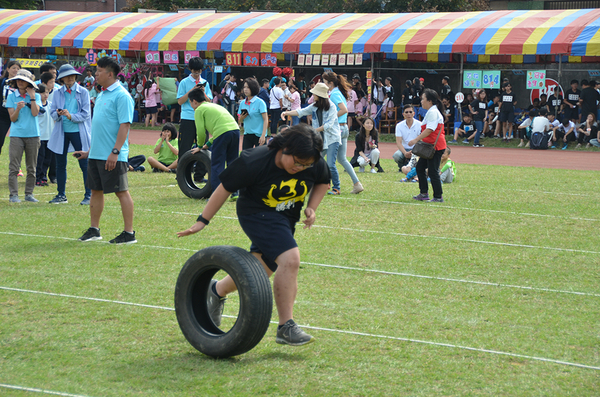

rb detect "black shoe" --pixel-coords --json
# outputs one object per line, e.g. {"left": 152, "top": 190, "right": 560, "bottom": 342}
{"left": 78, "top": 227, "right": 102, "bottom": 242}
{"left": 49, "top": 178, "right": 57, "bottom": 184}
{"left": 109, "top": 231, "right": 137, "bottom": 244}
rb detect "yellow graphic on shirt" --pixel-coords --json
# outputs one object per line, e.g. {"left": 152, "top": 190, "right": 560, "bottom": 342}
{"left": 263, "top": 179, "right": 308, "bottom": 211}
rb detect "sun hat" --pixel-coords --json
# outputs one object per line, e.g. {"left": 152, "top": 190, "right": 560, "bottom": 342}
{"left": 56, "top": 64, "right": 81, "bottom": 83}
{"left": 7, "top": 69, "right": 38, "bottom": 89}
{"left": 310, "top": 82, "right": 329, "bottom": 99}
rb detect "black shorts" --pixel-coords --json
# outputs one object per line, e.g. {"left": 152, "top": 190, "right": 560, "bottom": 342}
{"left": 499, "top": 110, "right": 513, "bottom": 123}
{"left": 347, "top": 112, "right": 356, "bottom": 118}
{"left": 238, "top": 211, "right": 298, "bottom": 272}
{"left": 146, "top": 106, "right": 158, "bottom": 114}
{"left": 88, "top": 159, "right": 129, "bottom": 194}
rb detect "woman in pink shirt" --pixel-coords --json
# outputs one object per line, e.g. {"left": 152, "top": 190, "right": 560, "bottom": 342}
{"left": 144, "top": 81, "right": 158, "bottom": 127}
{"left": 346, "top": 89, "right": 358, "bottom": 131}
{"left": 288, "top": 85, "right": 301, "bottom": 126}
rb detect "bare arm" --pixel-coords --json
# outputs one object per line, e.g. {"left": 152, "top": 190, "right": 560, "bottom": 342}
{"left": 177, "top": 184, "right": 233, "bottom": 237}
{"left": 105, "top": 123, "right": 130, "bottom": 171}
{"left": 303, "top": 183, "right": 329, "bottom": 229}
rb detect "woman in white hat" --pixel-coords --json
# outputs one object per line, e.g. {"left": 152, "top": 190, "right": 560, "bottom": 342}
{"left": 6, "top": 69, "right": 41, "bottom": 203}
{"left": 48, "top": 63, "right": 92, "bottom": 205}
{"left": 282, "top": 82, "right": 343, "bottom": 194}
{"left": 0, "top": 60, "right": 21, "bottom": 156}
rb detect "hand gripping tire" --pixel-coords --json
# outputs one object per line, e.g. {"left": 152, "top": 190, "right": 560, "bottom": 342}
{"left": 174, "top": 246, "right": 273, "bottom": 358}
{"left": 177, "top": 149, "right": 212, "bottom": 199}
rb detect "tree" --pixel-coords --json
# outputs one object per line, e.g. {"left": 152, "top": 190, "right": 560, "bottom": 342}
{"left": 0, "top": 0, "right": 40, "bottom": 9}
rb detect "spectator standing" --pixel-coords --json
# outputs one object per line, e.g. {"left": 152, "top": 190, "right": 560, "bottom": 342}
{"left": 258, "top": 79, "right": 270, "bottom": 108}
{"left": 383, "top": 77, "right": 394, "bottom": 102}
{"left": 393, "top": 105, "right": 421, "bottom": 170}
{"left": 288, "top": 85, "right": 301, "bottom": 126}
{"left": 223, "top": 74, "right": 238, "bottom": 115}
{"left": 488, "top": 94, "right": 502, "bottom": 138}
{"left": 238, "top": 78, "right": 268, "bottom": 150}
{"left": 441, "top": 76, "right": 453, "bottom": 99}
{"left": 579, "top": 80, "right": 599, "bottom": 124}
{"left": 295, "top": 73, "right": 307, "bottom": 105}
{"left": 35, "top": 83, "right": 54, "bottom": 187}
{"left": 144, "top": 80, "right": 158, "bottom": 127}
{"left": 469, "top": 89, "right": 488, "bottom": 147}
{"left": 441, "top": 97, "right": 455, "bottom": 135}
{"left": 409, "top": 88, "right": 447, "bottom": 203}
{"left": 269, "top": 78, "right": 284, "bottom": 137}
{"left": 48, "top": 64, "right": 92, "bottom": 205}
{"left": 75, "top": 56, "right": 137, "bottom": 244}
{"left": 563, "top": 79, "right": 581, "bottom": 123}
{"left": 547, "top": 86, "right": 563, "bottom": 119}
{"left": 83, "top": 68, "right": 95, "bottom": 88}
{"left": 402, "top": 79, "right": 413, "bottom": 109}
{"left": 6, "top": 69, "right": 41, "bottom": 203}
{"left": 0, "top": 60, "right": 20, "bottom": 156}
{"left": 499, "top": 82, "right": 516, "bottom": 141}
{"left": 346, "top": 85, "right": 358, "bottom": 132}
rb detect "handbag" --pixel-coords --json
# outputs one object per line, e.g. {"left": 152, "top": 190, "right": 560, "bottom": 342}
{"left": 412, "top": 126, "right": 442, "bottom": 160}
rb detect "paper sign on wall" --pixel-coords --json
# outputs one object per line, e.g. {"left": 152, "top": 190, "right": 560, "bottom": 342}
{"left": 306, "top": 55, "right": 313, "bottom": 66}
{"left": 244, "top": 53, "right": 259, "bottom": 66}
{"left": 527, "top": 70, "right": 546, "bottom": 89}
{"left": 297, "top": 54, "right": 305, "bottom": 66}
{"left": 356, "top": 54, "right": 363, "bottom": 64}
{"left": 347, "top": 54, "right": 355, "bottom": 65}
{"left": 261, "top": 53, "right": 277, "bottom": 67}
{"left": 145, "top": 51, "right": 160, "bottom": 64}
{"left": 321, "top": 54, "right": 329, "bottom": 66}
{"left": 184, "top": 51, "right": 199, "bottom": 63}
{"left": 163, "top": 51, "right": 179, "bottom": 64}
{"left": 313, "top": 54, "right": 320, "bottom": 66}
{"left": 338, "top": 54, "right": 346, "bottom": 66}
{"left": 330, "top": 54, "right": 337, "bottom": 66}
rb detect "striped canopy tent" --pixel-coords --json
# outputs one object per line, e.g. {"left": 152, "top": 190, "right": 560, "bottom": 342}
{"left": 1, "top": 8, "right": 600, "bottom": 56}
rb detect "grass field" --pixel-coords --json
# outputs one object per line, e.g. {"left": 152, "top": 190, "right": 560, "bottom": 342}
{"left": 1, "top": 142, "right": 599, "bottom": 396}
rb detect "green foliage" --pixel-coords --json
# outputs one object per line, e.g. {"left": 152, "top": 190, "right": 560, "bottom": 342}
{"left": 0, "top": 0, "right": 40, "bottom": 10}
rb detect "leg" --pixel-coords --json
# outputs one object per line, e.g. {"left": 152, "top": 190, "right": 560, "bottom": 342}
{"left": 24, "top": 137, "right": 40, "bottom": 196}
{"left": 209, "top": 131, "right": 232, "bottom": 193}
{"left": 474, "top": 121, "right": 483, "bottom": 145}
{"left": 8, "top": 137, "right": 25, "bottom": 197}
{"left": 68, "top": 132, "right": 90, "bottom": 199}
{"left": 326, "top": 143, "right": 341, "bottom": 191}
{"left": 128, "top": 155, "right": 146, "bottom": 169}
{"left": 55, "top": 135, "right": 71, "bottom": 196}
{"left": 114, "top": 190, "right": 134, "bottom": 233}
{"left": 89, "top": 189, "right": 104, "bottom": 228}
{"left": 36, "top": 140, "right": 47, "bottom": 183}
{"left": 336, "top": 125, "right": 360, "bottom": 185}
{"left": 166, "top": 159, "right": 178, "bottom": 171}
{"left": 415, "top": 157, "right": 428, "bottom": 195}
{"left": 272, "top": 247, "right": 301, "bottom": 324}
{"left": 148, "top": 157, "right": 170, "bottom": 172}
{"left": 215, "top": 252, "right": 274, "bottom": 297}
{"left": 428, "top": 150, "right": 444, "bottom": 199}
{"left": 0, "top": 118, "right": 10, "bottom": 155}
{"left": 369, "top": 148, "right": 380, "bottom": 170}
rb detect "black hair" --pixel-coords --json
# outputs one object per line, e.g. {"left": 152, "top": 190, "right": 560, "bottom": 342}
{"left": 96, "top": 56, "right": 120, "bottom": 76}
{"left": 443, "top": 76, "right": 450, "bottom": 82}
{"left": 273, "top": 77, "right": 281, "bottom": 86}
{"left": 528, "top": 110, "right": 537, "bottom": 118}
{"left": 322, "top": 71, "right": 352, "bottom": 100}
{"left": 298, "top": 73, "right": 305, "bottom": 78}
{"left": 314, "top": 95, "right": 331, "bottom": 111}
{"left": 40, "top": 72, "right": 55, "bottom": 85}
{"left": 268, "top": 123, "right": 323, "bottom": 162}
{"left": 188, "top": 86, "right": 208, "bottom": 103}
{"left": 502, "top": 82, "right": 510, "bottom": 89}
{"left": 244, "top": 77, "right": 260, "bottom": 97}
{"left": 562, "top": 117, "right": 570, "bottom": 125}
{"left": 37, "top": 83, "right": 47, "bottom": 94}
{"left": 413, "top": 77, "right": 420, "bottom": 85}
{"left": 540, "top": 93, "right": 547, "bottom": 99}
{"left": 403, "top": 104, "right": 414, "bottom": 111}
{"left": 144, "top": 80, "right": 154, "bottom": 98}
{"left": 39, "top": 63, "right": 56, "bottom": 74}
{"left": 96, "top": 84, "right": 102, "bottom": 92}
{"left": 162, "top": 122, "right": 178, "bottom": 140}
{"left": 2, "top": 60, "right": 21, "bottom": 79}
{"left": 445, "top": 147, "right": 451, "bottom": 155}
{"left": 590, "top": 80, "right": 597, "bottom": 87}
{"left": 385, "top": 76, "right": 392, "bottom": 82}
{"left": 261, "top": 78, "right": 270, "bottom": 85}
{"left": 118, "top": 75, "right": 125, "bottom": 83}
{"left": 405, "top": 79, "right": 412, "bottom": 87}
{"left": 570, "top": 79, "right": 578, "bottom": 85}
{"left": 358, "top": 117, "right": 379, "bottom": 142}
{"left": 581, "top": 79, "right": 589, "bottom": 86}
{"left": 532, "top": 98, "right": 539, "bottom": 103}
{"left": 188, "top": 56, "right": 204, "bottom": 71}
{"left": 539, "top": 108, "right": 548, "bottom": 116}
{"left": 422, "top": 88, "right": 445, "bottom": 113}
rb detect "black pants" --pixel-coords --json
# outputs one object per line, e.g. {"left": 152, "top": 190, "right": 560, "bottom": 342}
{"left": 242, "top": 134, "right": 261, "bottom": 151}
{"left": 270, "top": 108, "right": 282, "bottom": 136}
{"left": 178, "top": 118, "right": 207, "bottom": 179}
{"left": 0, "top": 117, "right": 10, "bottom": 155}
{"left": 36, "top": 140, "right": 55, "bottom": 182}
{"left": 416, "top": 149, "right": 445, "bottom": 199}
{"left": 128, "top": 155, "right": 146, "bottom": 169}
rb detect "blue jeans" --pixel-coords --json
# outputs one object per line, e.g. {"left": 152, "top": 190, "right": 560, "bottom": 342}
{"left": 291, "top": 115, "right": 300, "bottom": 126}
{"left": 324, "top": 142, "right": 340, "bottom": 190}
{"left": 474, "top": 120, "right": 484, "bottom": 144}
{"left": 337, "top": 125, "right": 359, "bottom": 184}
{"left": 56, "top": 132, "right": 90, "bottom": 198}
{"left": 210, "top": 129, "right": 240, "bottom": 193}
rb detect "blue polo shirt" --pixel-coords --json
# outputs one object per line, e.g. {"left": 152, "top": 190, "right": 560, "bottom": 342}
{"left": 62, "top": 89, "right": 80, "bottom": 132}
{"left": 329, "top": 87, "right": 348, "bottom": 123}
{"left": 5, "top": 91, "right": 41, "bottom": 138}
{"left": 177, "top": 75, "right": 213, "bottom": 121}
{"left": 89, "top": 82, "right": 134, "bottom": 162}
{"left": 238, "top": 96, "right": 267, "bottom": 137}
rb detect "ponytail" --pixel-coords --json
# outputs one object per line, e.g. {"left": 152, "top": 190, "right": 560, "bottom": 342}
{"left": 322, "top": 71, "right": 352, "bottom": 100}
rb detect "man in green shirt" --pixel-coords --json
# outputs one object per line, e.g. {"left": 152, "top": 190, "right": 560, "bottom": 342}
{"left": 189, "top": 87, "right": 240, "bottom": 196}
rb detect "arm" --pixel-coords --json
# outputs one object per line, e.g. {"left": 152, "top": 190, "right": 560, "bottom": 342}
{"left": 8, "top": 104, "right": 24, "bottom": 122}
{"left": 177, "top": 83, "right": 192, "bottom": 106}
{"left": 66, "top": 90, "right": 91, "bottom": 123}
{"left": 395, "top": 136, "right": 410, "bottom": 157}
{"left": 409, "top": 128, "right": 432, "bottom": 146}
{"left": 165, "top": 139, "right": 179, "bottom": 155}
{"left": 177, "top": 184, "right": 233, "bottom": 237}
{"left": 153, "top": 137, "right": 164, "bottom": 154}
{"left": 27, "top": 89, "right": 39, "bottom": 117}
{"left": 260, "top": 112, "right": 268, "bottom": 145}
{"left": 303, "top": 183, "right": 329, "bottom": 229}
{"left": 105, "top": 123, "right": 130, "bottom": 171}
{"left": 336, "top": 101, "right": 348, "bottom": 118}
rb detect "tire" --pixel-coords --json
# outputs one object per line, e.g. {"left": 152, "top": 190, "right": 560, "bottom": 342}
{"left": 174, "top": 246, "right": 273, "bottom": 358}
{"left": 177, "top": 149, "right": 212, "bottom": 199}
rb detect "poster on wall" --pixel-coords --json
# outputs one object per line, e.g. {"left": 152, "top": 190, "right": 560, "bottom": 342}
{"left": 321, "top": 54, "right": 329, "bottom": 66}
{"left": 526, "top": 70, "right": 546, "bottom": 89}
{"left": 313, "top": 54, "right": 320, "bottom": 66}
{"left": 482, "top": 70, "right": 501, "bottom": 89}
{"left": 330, "top": 54, "right": 337, "bottom": 66}
{"left": 347, "top": 54, "right": 355, "bottom": 65}
{"left": 356, "top": 54, "right": 363, "bottom": 64}
{"left": 306, "top": 55, "right": 313, "bottom": 66}
{"left": 225, "top": 53, "right": 242, "bottom": 66}
{"left": 184, "top": 51, "right": 199, "bottom": 63}
{"left": 297, "top": 54, "right": 305, "bottom": 66}
{"left": 244, "top": 53, "right": 259, "bottom": 66}
{"left": 145, "top": 51, "right": 160, "bottom": 64}
{"left": 463, "top": 70, "right": 482, "bottom": 89}
{"left": 163, "top": 51, "right": 179, "bottom": 64}
{"left": 86, "top": 49, "right": 97, "bottom": 66}
{"left": 338, "top": 54, "right": 346, "bottom": 66}
{"left": 261, "top": 53, "right": 277, "bottom": 67}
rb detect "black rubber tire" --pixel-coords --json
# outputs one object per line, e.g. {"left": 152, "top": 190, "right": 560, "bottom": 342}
{"left": 174, "top": 246, "right": 273, "bottom": 358}
{"left": 177, "top": 149, "right": 212, "bottom": 199}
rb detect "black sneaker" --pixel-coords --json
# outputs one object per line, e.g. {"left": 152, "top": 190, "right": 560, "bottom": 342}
{"left": 78, "top": 227, "right": 102, "bottom": 242}
{"left": 473, "top": 143, "right": 485, "bottom": 147}
{"left": 207, "top": 279, "right": 226, "bottom": 327}
{"left": 49, "top": 194, "right": 68, "bottom": 204}
{"left": 109, "top": 231, "right": 137, "bottom": 244}
{"left": 276, "top": 319, "right": 315, "bottom": 346}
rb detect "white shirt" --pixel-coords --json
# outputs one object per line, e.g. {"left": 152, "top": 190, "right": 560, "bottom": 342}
{"left": 531, "top": 116, "right": 551, "bottom": 133}
{"left": 269, "top": 86, "right": 284, "bottom": 109}
{"left": 558, "top": 120, "right": 576, "bottom": 137}
{"left": 395, "top": 118, "right": 422, "bottom": 150}
{"left": 423, "top": 105, "right": 444, "bottom": 131}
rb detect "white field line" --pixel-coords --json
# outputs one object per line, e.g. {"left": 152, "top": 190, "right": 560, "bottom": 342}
{"left": 330, "top": 196, "right": 600, "bottom": 222}
{"left": 0, "top": 383, "right": 92, "bottom": 397}
{"left": 1, "top": 286, "right": 599, "bottom": 372}
{"left": 0, "top": 184, "right": 178, "bottom": 199}
{"left": 1, "top": 231, "right": 598, "bottom": 298}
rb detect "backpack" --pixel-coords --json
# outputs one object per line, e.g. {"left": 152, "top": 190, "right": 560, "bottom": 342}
{"left": 530, "top": 131, "right": 548, "bottom": 150}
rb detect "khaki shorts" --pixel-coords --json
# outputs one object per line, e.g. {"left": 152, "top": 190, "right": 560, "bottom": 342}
{"left": 88, "top": 159, "right": 129, "bottom": 194}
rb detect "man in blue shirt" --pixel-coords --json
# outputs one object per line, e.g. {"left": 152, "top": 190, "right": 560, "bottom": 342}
{"left": 177, "top": 57, "right": 212, "bottom": 182}
{"left": 74, "top": 57, "right": 136, "bottom": 245}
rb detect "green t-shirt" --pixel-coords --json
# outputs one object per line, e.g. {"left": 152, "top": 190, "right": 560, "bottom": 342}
{"left": 440, "top": 158, "right": 456, "bottom": 178}
{"left": 156, "top": 138, "right": 178, "bottom": 165}
{"left": 194, "top": 102, "right": 239, "bottom": 147}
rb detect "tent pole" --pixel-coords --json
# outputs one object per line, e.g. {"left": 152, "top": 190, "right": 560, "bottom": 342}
{"left": 370, "top": 53, "right": 374, "bottom": 104}
{"left": 458, "top": 53, "right": 463, "bottom": 122}
{"left": 558, "top": 53, "right": 563, "bottom": 84}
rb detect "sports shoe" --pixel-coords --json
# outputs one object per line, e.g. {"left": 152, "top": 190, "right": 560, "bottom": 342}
{"left": 350, "top": 182, "right": 364, "bottom": 194}
{"left": 413, "top": 193, "right": 430, "bottom": 201}
{"left": 327, "top": 188, "right": 341, "bottom": 195}
{"left": 207, "top": 279, "right": 226, "bottom": 327}
{"left": 276, "top": 319, "right": 315, "bottom": 346}
{"left": 462, "top": 139, "right": 469, "bottom": 144}
{"left": 562, "top": 144, "right": 568, "bottom": 150}
{"left": 134, "top": 165, "right": 145, "bottom": 172}
{"left": 49, "top": 194, "right": 68, "bottom": 204}
{"left": 358, "top": 166, "right": 365, "bottom": 173}
{"left": 78, "top": 227, "right": 102, "bottom": 242}
{"left": 109, "top": 231, "right": 137, "bottom": 244}
{"left": 473, "top": 144, "right": 484, "bottom": 148}
{"left": 517, "top": 142, "right": 524, "bottom": 147}
{"left": 525, "top": 141, "right": 530, "bottom": 148}
{"left": 80, "top": 197, "right": 90, "bottom": 205}
{"left": 36, "top": 181, "right": 48, "bottom": 187}
{"left": 17, "top": 169, "right": 23, "bottom": 177}
{"left": 449, "top": 139, "right": 458, "bottom": 144}
{"left": 576, "top": 143, "right": 582, "bottom": 149}
{"left": 370, "top": 168, "right": 377, "bottom": 173}
{"left": 24, "top": 194, "right": 39, "bottom": 203}
{"left": 430, "top": 197, "right": 444, "bottom": 203}
{"left": 9, "top": 195, "right": 20, "bottom": 203}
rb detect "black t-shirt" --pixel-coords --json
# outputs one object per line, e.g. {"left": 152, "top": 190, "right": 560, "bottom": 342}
{"left": 580, "top": 87, "right": 599, "bottom": 118}
{"left": 470, "top": 99, "right": 487, "bottom": 121}
{"left": 0, "top": 79, "right": 11, "bottom": 119}
{"left": 565, "top": 89, "right": 581, "bottom": 108}
{"left": 441, "top": 84, "right": 452, "bottom": 97}
{"left": 460, "top": 121, "right": 475, "bottom": 133}
{"left": 548, "top": 95, "right": 562, "bottom": 115}
{"left": 402, "top": 88, "right": 412, "bottom": 105}
{"left": 500, "top": 92, "right": 515, "bottom": 113}
{"left": 411, "top": 84, "right": 422, "bottom": 105}
{"left": 489, "top": 101, "right": 500, "bottom": 115}
{"left": 444, "top": 103, "right": 455, "bottom": 123}
{"left": 220, "top": 146, "right": 331, "bottom": 222}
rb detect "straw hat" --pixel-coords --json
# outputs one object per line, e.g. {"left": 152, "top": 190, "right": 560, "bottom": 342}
{"left": 56, "top": 64, "right": 81, "bottom": 83}
{"left": 310, "top": 82, "right": 329, "bottom": 99}
{"left": 7, "top": 69, "right": 38, "bottom": 89}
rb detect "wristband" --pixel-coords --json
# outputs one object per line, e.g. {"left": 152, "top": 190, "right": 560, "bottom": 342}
{"left": 196, "top": 214, "right": 210, "bottom": 225}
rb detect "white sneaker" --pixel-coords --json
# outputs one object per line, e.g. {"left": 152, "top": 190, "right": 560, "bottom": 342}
{"left": 350, "top": 182, "right": 364, "bottom": 194}
{"left": 358, "top": 166, "right": 365, "bottom": 173}
{"left": 370, "top": 168, "right": 377, "bottom": 173}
